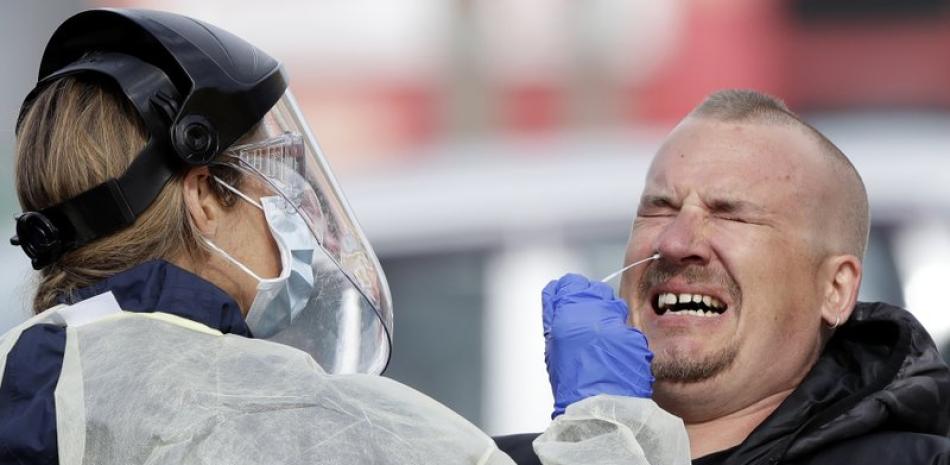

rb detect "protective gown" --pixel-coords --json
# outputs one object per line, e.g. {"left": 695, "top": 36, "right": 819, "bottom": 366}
{"left": 0, "top": 261, "right": 689, "bottom": 465}
{"left": 0, "top": 261, "right": 514, "bottom": 465}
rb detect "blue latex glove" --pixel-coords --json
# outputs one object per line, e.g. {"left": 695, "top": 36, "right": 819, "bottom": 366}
{"left": 543, "top": 273, "right": 654, "bottom": 418}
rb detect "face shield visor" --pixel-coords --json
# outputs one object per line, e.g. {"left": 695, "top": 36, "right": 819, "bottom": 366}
{"left": 215, "top": 90, "right": 392, "bottom": 375}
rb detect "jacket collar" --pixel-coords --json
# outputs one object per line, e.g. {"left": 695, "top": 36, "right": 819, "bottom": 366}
{"left": 63, "top": 259, "right": 251, "bottom": 336}
{"left": 727, "top": 302, "right": 950, "bottom": 464}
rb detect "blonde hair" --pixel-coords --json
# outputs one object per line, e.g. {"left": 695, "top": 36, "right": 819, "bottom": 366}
{"left": 15, "top": 76, "right": 239, "bottom": 312}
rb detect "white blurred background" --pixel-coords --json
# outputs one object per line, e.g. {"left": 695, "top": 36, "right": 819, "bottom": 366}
{"left": 2, "top": 0, "right": 949, "bottom": 435}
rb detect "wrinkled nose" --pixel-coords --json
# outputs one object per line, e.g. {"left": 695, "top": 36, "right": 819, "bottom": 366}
{"left": 653, "top": 208, "right": 711, "bottom": 266}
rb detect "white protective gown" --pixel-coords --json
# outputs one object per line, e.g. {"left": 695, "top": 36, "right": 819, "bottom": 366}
{"left": 0, "top": 292, "right": 689, "bottom": 465}
{"left": 0, "top": 292, "right": 514, "bottom": 465}
{"left": 533, "top": 395, "right": 691, "bottom": 465}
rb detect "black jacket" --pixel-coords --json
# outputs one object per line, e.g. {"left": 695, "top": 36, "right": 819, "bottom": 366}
{"left": 495, "top": 302, "right": 950, "bottom": 464}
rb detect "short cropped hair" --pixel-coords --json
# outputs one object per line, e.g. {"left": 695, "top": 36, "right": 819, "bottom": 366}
{"left": 690, "top": 89, "right": 798, "bottom": 124}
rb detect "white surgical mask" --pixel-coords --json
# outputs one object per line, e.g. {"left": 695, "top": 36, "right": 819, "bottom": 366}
{"left": 203, "top": 180, "right": 316, "bottom": 338}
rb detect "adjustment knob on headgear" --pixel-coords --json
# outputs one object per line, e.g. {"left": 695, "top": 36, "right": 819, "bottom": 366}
{"left": 173, "top": 114, "right": 219, "bottom": 165}
{"left": 11, "top": 211, "right": 64, "bottom": 269}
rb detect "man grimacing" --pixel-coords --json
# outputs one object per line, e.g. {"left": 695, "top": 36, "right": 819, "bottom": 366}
{"left": 496, "top": 89, "right": 950, "bottom": 465}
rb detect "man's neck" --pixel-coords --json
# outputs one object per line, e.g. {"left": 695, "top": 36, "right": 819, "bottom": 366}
{"left": 686, "top": 388, "right": 794, "bottom": 459}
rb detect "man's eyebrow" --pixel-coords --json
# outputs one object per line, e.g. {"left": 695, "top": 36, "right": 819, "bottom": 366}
{"left": 640, "top": 194, "right": 677, "bottom": 208}
{"left": 639, "top": 194, "right": 767, "bottom": 216}
{"left": 708, "top": 198, "right": 765, "bottom": 215}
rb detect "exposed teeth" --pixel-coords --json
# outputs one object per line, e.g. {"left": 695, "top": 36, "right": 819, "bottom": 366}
{"left": 656, "top": 292, "right": 726, "bottom": 315}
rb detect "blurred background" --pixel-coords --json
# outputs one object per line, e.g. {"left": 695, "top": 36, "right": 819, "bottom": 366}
{"left": 2, "top": 0, "right": 950, "bottom": 436}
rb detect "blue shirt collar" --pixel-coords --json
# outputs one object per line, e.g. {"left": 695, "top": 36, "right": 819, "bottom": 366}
{"left": 63, "top": 260, "right": 251, "bottom": 336}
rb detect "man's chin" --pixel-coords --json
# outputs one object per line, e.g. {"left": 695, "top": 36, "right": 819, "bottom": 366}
{"left": 652, "top": 345, "right": 738, "bottom": 384}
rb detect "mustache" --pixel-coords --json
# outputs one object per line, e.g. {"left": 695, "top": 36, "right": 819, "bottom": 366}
{"left": 636, "top": 259, "right": 741, "bottom": 306}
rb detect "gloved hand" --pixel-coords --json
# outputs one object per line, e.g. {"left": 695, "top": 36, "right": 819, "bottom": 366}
{"left": 543, "top": 273, "right": 654, "bottom": 418}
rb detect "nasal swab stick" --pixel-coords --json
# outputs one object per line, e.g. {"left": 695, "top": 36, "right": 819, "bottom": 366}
{"left": 600, "top": 253, "right": 660, "bottom": 283}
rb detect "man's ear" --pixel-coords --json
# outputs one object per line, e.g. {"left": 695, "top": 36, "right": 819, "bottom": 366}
{"left": 182, "top": 166, "right": 223, "bottom": 238}
{"left": 819, "top": 254, "right": 862, "bottom": 328}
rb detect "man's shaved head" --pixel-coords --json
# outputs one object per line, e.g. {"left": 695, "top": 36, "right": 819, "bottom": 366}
{"left": 688, "top": 89, "right": 869, "bottom": 260}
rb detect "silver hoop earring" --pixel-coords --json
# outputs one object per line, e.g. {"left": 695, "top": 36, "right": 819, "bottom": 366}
{"left": 828, "top": 315, "right": 841, "bottom": 329}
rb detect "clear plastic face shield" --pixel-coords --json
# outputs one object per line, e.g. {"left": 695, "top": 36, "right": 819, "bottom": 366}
{"left": 214, "top": 90, "right": 392, "bottom": 375}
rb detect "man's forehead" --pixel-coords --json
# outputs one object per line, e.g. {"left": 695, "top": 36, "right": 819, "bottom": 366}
{"left": 653, "top": 118, "right": 815, "bottom": 169}
{"left": 643, "top": 118, "right": 822, "bottom": 200}
{"left": 650, "top": 118, "right": 822, "bottom": 180}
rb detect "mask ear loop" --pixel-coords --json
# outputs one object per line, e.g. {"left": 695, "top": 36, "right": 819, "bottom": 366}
{"left": 202, "top": 171, "right": 268, "bottom": 282}
{"left": 217, "top": 156, "right": 322, "bottom": 241}
{"left": 207, "top": 162, "right": 294, "bottom": 285}
{"left": 201, "top": 235, "right": 265, "bottom": 282}
{"left": 213, "top": 175, "right": 263, "bottom": 211}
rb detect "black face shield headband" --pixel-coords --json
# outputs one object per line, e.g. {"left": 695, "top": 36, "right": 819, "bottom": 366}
{"left": 12, "top": 9, "right": 287, "bottom": 269}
